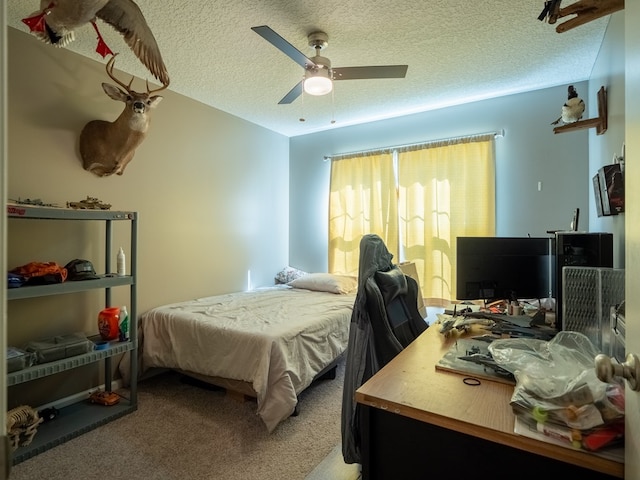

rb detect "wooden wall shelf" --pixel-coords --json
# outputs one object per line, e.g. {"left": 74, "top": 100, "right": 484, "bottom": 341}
{"left": 553, "top": 86, "right": 607, "bottom": 135}
{"left": 547, "top": 0, "right": 625, "bottom": 33}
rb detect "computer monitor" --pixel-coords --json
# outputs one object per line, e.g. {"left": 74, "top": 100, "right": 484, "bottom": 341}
{"left": 456, "top": 237, "right": 551, "bottom": 301}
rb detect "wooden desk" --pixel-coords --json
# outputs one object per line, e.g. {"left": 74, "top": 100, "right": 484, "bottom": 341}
{"left": 355, "top": 325, "right": 624, "bottom": 479}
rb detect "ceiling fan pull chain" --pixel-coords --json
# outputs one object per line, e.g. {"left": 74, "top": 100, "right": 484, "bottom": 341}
{"left": 299, "top": 85, "right": 306, "bottom": 122}
{"left": 331, "top": 88, "right": 336, "bottom": 124}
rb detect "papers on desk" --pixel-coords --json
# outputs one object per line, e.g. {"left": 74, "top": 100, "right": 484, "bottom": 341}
{"left": 436, "top": 337, "right": 516, "bottom": 385}
{"left": 514, "top": 415, "right": 624, "bottom": 464}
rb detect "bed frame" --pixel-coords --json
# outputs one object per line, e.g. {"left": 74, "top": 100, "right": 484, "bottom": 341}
{"left": 177, "top": 352, "right": 343, "bottom": 412}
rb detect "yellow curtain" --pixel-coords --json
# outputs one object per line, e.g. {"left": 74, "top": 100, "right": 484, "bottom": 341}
{"left": 398, "top": 135, "right": 495, "bottom": 305}
{"left": 328, "top": 152, "right": 398, "bottom": 275}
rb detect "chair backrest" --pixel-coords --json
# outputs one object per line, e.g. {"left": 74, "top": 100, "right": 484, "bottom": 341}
{"left": 398, "top": 261, "right": 427, "bottom": 317}
{"left": 365, "top": 265, "right": 428, "bottom": 366}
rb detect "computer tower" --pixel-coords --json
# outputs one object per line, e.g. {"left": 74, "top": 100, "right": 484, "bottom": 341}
{"left": 553, "top": 232, "right": 613, "bottom": 328}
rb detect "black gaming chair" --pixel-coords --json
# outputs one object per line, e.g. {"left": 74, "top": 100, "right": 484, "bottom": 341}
{"left": 341, "top": 234, "right": 428, "bottom": 465}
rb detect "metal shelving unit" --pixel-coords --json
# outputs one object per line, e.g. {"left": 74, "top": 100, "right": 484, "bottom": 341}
{"left": 7, "top": 276, "right": 133, "bottom": 300}
{"left": 7, "top": 341, "right": 133, "bottom": 386}
{"left": 6, "top": 204, "right": 138, "bottom": 465}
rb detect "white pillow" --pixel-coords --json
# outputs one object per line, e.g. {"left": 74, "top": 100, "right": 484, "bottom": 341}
{"left": 288, "top": 273, "right": 358, "bottom": 294}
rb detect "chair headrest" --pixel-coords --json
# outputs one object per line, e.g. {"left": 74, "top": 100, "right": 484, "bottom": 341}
{"left": 374, "top": 267, "right": 407, "bottom": 305}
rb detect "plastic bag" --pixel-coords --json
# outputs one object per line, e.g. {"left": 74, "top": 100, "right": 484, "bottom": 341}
{"left": 488, "top": 331, "right": 624, "bottom": 431}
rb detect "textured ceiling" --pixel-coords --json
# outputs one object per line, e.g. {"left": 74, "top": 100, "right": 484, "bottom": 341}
{"left": 7, "top": 1, "right": 610, "bottom": 137}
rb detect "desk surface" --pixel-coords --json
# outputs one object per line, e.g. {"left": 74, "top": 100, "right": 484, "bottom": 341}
{"left": 355, "top": 324, "right": 624, "bottom": 478}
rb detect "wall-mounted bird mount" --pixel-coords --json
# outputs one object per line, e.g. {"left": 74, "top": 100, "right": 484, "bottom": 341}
{"left": 553, "top": 86, "right": 607, "bottom": 135}
{"left": 551, "top": 85, "right": 585, "bottom": 126}
{"left": 21, "top": 0, "right": 170, "bottom": 86}
{"left": 538, "top": 0, "right": 624, "bottom": 33}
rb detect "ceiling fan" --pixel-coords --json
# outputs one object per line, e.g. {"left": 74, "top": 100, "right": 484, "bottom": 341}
{"left": 251, "top": 25, "right": 408, "bottom": 104}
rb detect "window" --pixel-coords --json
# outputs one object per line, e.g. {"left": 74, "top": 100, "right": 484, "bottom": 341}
{"left": 328, "top": 134, "right": 495, "bottom": 304}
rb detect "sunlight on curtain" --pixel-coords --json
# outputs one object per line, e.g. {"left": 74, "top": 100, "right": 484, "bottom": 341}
{"left": 398, "top": 135, "right": 495, "bottom": 305}
{"left": 328, "top": 152, "right": 398, "bottom": 275}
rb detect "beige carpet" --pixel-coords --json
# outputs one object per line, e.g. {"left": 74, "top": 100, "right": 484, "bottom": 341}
{"left": 9, "top": 361, "right": 350, "bottom": 480}
{"left": 304, "top": 444, "right": 361, "bottom": 480}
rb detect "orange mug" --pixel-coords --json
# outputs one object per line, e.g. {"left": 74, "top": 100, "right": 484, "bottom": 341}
{"left": 98, "top": 307, "right": 120, "bottom": 341}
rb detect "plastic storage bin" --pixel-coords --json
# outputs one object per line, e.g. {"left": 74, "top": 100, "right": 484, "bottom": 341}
{"left": 24, "top": 333, "right": 94, "bottom": 364}
{"left": 6, "top": 347, "right": 34, "bottom": 373}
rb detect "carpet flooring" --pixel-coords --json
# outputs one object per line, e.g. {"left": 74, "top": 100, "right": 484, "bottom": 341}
{"left": 9, "top": 359, "right": 353, "bottom": 480}
{"left": 304, "top": 445, "right": 361, "bottom": 480}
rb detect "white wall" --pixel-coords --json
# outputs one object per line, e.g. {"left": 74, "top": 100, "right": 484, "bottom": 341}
{"left": 289, "top": 84, "right": 591, "bottom": 273}
{"left": 7, "top": 28, "right": 290, "bottom": 315}
{"left": 6, "top": 29, "right": 290, "bottom": 403}
{"left": 588, "top": 12, "right": 626, "bottom": 267}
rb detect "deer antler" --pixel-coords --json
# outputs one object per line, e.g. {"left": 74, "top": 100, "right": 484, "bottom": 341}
{"left": 105, "top": 54, "right": 134, "bottom": 93}
{"left": 105, "top": 53, "right": 169, "bottom": 95}
{"left": 145, "top": 79, "right": 170, "bottom": 95}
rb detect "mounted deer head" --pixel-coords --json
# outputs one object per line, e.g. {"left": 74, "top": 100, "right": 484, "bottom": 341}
{"left": 79, "top": 54, "right": 168, "bottom": 177}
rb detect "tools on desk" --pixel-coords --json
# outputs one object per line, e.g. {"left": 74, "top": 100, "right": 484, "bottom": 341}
{"left": 438, "top": 307, "right": 555, "bottom": 341}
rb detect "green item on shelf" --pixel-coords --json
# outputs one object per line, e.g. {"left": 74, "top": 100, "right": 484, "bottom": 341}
{"left": 119, "top": 306, "right": 130, "bottom": 341}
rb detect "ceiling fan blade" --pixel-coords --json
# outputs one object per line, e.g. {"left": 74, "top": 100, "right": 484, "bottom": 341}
{"left": 278, "top": 81, "right": 303, "bottom": 104}
{"left": 251, "top": 25, "right": 316, "bottom": 69}
{"left": 333, "top": 65, "right": 408, "bottom": 80}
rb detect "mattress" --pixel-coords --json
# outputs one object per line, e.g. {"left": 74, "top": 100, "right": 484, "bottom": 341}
{"left": 138, "top": 285, "right": 355, "bottom": 431}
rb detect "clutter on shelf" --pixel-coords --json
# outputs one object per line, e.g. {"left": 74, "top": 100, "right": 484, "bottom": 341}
{"left": 6, "top": 405, "right": 44, "bottom": 451}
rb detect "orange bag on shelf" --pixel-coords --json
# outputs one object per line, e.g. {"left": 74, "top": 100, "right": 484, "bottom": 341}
{"left": 9, "top": 261, "right": 68, "bottom": 285}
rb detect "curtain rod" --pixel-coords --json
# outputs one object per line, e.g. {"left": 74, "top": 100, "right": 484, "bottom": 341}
{"left": 323, "top": 129, "right": 505, "bottom": 161}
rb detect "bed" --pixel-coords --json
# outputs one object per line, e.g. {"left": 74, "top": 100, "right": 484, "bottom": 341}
{"left": 130, "top": 273, "right": 357, "bottom": 432}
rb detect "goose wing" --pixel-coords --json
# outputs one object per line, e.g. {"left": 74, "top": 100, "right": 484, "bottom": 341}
{"left": 96, "top": 0, "right": 170, "bottom": 85}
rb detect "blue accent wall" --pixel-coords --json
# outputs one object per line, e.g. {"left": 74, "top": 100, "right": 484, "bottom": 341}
{"left": 289, "top": 83, "right": 590, "bottom": 272}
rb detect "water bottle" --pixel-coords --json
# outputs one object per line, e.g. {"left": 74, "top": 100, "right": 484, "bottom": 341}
{"left": 117, "top": 247, "right": 126, "bottom": 276}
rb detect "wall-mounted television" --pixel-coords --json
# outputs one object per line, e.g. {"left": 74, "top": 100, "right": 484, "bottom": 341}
{"left": 456, "top": 237, "right": 551, "bottom": 301}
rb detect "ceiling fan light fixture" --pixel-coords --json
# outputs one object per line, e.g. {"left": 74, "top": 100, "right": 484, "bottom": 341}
{"left": 304, "top": 69, "right": 333, "bottom": 96}
{"left": 251, "top": 26, "right": 407, "bottom": 104}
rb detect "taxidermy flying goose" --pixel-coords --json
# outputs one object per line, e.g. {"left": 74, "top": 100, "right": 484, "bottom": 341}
{"left": 551, "top": 85, "right": 585, "bottom": 125}
{"left": 21, "top": 0, "right": 170, "bottom": 86}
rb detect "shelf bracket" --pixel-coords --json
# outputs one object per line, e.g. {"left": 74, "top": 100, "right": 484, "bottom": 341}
{"left": 553, "top": 86, "right": 607, "bottom": 135}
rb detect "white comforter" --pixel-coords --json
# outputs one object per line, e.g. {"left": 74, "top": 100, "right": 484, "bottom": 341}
{"left": 139, "top": 286, "right": 355, "bottom": 432}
